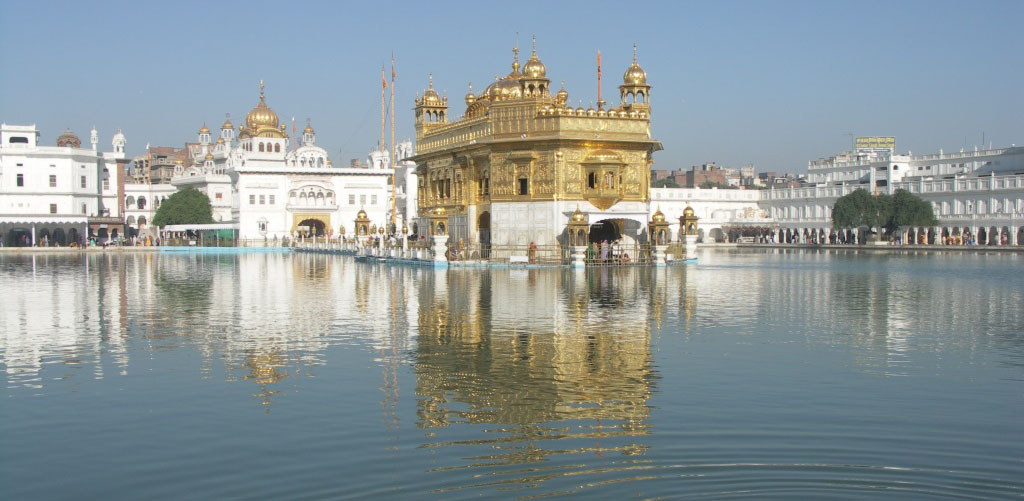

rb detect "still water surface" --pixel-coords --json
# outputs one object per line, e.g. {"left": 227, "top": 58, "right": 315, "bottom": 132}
{"left": 1, "top": 249, "right": 1022, "bottom": 499}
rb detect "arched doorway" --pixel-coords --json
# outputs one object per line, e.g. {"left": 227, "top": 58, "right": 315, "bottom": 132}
{"left": 478, "top": 211, "right": 491, "bottom": 258}
{"left": 978, "top": 227, "right": 988, "bottom": 245}
{"left": 7, "top": 228, "right": 30, "bottom": 247}
{"left": 297, "top": 218, "right": 326, "bottom": 237}
{"left": 38, "top": 228, "right": 51, "bottom": 246}
{"left": 589, "top": 219, "right": 620, "bottom": 244}
{"left": 68, "top": 228, "right": 79, "bottom": 246}
{"left": 53, "top": 228, "right": 66, "bottom": 246}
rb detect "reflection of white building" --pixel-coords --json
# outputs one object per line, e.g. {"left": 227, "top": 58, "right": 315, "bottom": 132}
{"left": 168, "top": 82, "right": 394, "bottom": 240}
{"left": 0, "top": 123, "right": 128, "bottom": 246}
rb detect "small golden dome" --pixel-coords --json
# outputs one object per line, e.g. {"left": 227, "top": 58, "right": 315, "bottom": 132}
{"left": 570, "top": 207, "right": 586, "bottom": 222}
{"left": 683, "top": 205, "right": 695, "bottom": 217}
{"left": 522, "top": 41, "right": 546, "bottom": 78}
{"left": 303, "top": 123, "right": 314, "bottom": 134}
{"left": 216, "top": 137, "right": 225, "bottom": 144}
{"left": 624, "top": 45, "right": 647, "bottom": 85}
{"left": 652, "top": 209, "right": 665, "bottom": 223}
{"left": 422, "top": 74, "right": 441, "bottom": 105}
{"left": 198, "top": 124, "right": 211, "bottom": 134}
{"left": 357, "top": 209, "right": 368, "bottom": 219}
{"left": 465, "top": 83, "right": 476, "bottom": 106}
{"left": 221, "top": 118, "right": 233, "bottom": 130}
{"left": 174, "top": 159, "right": 184, "bottom": 165}
{"left": 56, "top": 129, "right": 81, "bottom": 148}
{"left": 204, "top": 153, "right": 214, "bottom": 161}
{"left": 401, "top": 221, "right": 408, "bottom": 234}
{"left": 556, "top": 82, "right": 568, "bottom": 103}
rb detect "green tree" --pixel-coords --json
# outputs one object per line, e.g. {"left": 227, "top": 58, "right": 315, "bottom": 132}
{"left": 152, "top": 187, "right": 214, "bottom": 227}
{"left": 652, "top": 178, "right": 680, "bottom": 188}
{"left": 884, "top": 189, "right": 939, "bottom": 235}
{"left": 831, "top": 188, "right": 878, "bottom": 229}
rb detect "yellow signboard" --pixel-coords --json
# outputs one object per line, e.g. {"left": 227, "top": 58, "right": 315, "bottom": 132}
{"left": 855, "top": 136, "right": 896, "bottom": 150}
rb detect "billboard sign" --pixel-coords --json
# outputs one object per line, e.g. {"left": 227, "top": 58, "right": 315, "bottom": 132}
{"left": 855, "top": 136, "right": 895, "bottom": 152}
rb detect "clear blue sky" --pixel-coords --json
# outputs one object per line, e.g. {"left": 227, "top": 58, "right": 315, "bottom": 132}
{"left": 2, "top": 0, "right": 1021, "bottom": 173}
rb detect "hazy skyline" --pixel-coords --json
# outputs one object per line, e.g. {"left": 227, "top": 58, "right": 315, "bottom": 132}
{"left": 2, "top": 0, "right": 1021, "bottom": 173}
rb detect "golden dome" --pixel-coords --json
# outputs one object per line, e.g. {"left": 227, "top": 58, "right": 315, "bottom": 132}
{"left": 356, "top": 209, "right": 368, "bottom": 219}
{"left": 422, "top": 74, "right": 441, "bottom": 105}
{"left": 221, "top": 118, "right": 233, "bottom": 130}
{"left": 303, "top": 123, "right": 314, "bottom": 134}
{"left": 465, "top": 83, "right": 476, "bottom": 106}
{"left": 198, "top": 124, "right": 211, "bottom": 134}
{"left": 683, "top": 205, "right": 695, "bottom": 217}
{"left": 624, "top": 45, "right": 647, "bottom": 86}
{"left": 216, "top": 137, "right": 225, "bottom": 144}
{"left": 174, "top": 159, "right": 184, "bottom": 165}
{"left": 245, "top": 81, "right": 281, "bottom": 132}
{"left": 204, "top": 153, "right": 214, "bottom": 161}
{"left": 522, "top": 40, "right": 546, "bottom": 78}
{"left": 570, "top": 207, "right": 586, "bottom": 222}
{"left": 556, "top": 82, "right": 569, "bottom": 103}
{"left": 56, "top": 129, "right": 81, "bottom": 148}
{"left": 652, "top": 209, "right": 666, "bottom": 223}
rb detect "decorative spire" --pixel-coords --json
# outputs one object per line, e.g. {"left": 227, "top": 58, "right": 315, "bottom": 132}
{"left": 428, "top": 73, "right": 433, "bottom": 90}
{"left": 512, "top": 33, "right": 520, "bottom": 72}
{"left": 531, "top": 34, "right": 536, "bottom": 56}
{"left": 259, "top": 79, "right": 265, "bottom": 100}
{"left": 633, "top": 43, "right": 638, "bottom": 63}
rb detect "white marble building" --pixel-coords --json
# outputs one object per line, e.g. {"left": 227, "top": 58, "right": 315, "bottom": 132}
{"left": 167, "top": 83, "right": 396, "bottom": 241}
{"left": 0, "top": 123, "right": 128, "bottom": 246}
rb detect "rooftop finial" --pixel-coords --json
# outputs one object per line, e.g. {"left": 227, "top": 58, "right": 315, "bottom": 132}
{"left": 428, "top": 73, "right": 433, "bottom": 89}
{"left": 512, "top": 33, "right": 520, "bottom": 72}
{"left": 531, "top": 34, "right": 536, "bottom": 56}
{"left": 633, "top": 43, "right": 638, "bottom": 63}
{"left": 259, "top": 79, "right": 265, "bottom": 99}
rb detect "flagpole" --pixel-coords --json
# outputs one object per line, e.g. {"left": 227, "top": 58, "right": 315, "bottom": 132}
{"left": 381, "top": 64, "right": 386, "bottom": 166}
{"left": 390, "top": 55, "right": 397, "bottom": 228}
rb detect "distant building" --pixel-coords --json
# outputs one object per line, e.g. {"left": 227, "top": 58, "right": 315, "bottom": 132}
{"left": 0, "top": 123, "right": 128, "bottom": 246}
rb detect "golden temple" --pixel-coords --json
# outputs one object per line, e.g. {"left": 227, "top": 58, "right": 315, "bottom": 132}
{"left": 411, "top": 40, "right": 662, "bottom": 247}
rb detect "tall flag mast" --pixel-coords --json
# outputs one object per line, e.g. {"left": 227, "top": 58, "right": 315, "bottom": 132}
{"left": 381, "top": 64, "right": 387, "bottom": 161}
{"left": 390, "top": 55, "right": 397, "bottom": 228}
{"left": 597, "top": 49, "right": 605, "bottom": 111}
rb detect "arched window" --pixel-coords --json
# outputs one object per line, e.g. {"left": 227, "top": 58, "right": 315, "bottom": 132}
{"left": 259, "top": 143, "right": 265, "bottom": 152}
{"left": 274, "top": 143, "right": 280, "bottom": 153}
{"left": 126, "top": 195, "right": 135, "bottom": 208}
{"left": 138, "top": 216, "right": 147, "bottom": 226}
{"left": 137, "top": 196, "right": 147, "bottom": 210}
{"left": 127, "top": 215, "right": 135, "bottom": 225}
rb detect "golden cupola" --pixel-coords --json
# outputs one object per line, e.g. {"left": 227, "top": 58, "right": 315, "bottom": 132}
{"left": 619, "top": 44, "right": 651, "bottom": 111}
{"left": 520, "top": 36, "right": 550, "bottom": 97}
{"left": 415, "top": 74, "right": 448, "bottom": 127}
{"left": 245, "top": 80, "right": 286, "bottom": 138}
{"left": 464, "top": 83, "right": 476, "bottom": 106}
{"left": 420, "top": 74, "right": 442, "bottom": 105}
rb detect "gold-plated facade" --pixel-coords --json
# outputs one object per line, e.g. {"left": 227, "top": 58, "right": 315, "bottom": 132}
{"left": 411, "top": 43, "right": 662, "bottom": 245}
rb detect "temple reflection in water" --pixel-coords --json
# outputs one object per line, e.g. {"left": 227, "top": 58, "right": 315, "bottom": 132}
{"left": 412, "top": 267, "right": 664, "bottom": 466}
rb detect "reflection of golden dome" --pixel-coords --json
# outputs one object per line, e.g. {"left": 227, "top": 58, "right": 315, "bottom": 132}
{"left": 624, "top": 46, "right": 647, "bottom": 85}
{"left": 204, "top": 153, "right": 214, "bottom": 161}
{"left": 652, "top": 209, "right": 665, "bottom": 223}
{"left": 245, "top": 81, "right": 281, "bottom": 133}
{"left": 216, "top": 137, "right": 224, "bottom": 144}
{"left": 430, "top": 207, "right": 446, "bottom": 217}
{"left": 571, "top": 207, "right": 586, "bottom": 222}
{"left": 174, "top": 159, "right": 184, "bottom": 165}
{"left": 401, "top": 221, "right": 408, "bottom": 234}
{"left": 56, "top": 129, "right": 81, "bottom": 148}
{"left": 683, "top": 206, "right": 695, "bottom": 217}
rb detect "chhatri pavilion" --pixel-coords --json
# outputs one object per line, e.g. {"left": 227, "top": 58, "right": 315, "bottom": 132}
{"left": 410, "top": 40, "right": 663, "bottom": 248}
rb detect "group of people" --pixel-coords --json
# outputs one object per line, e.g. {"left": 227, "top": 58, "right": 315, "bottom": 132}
{"left": 586, "top": 240, "right": 631, "bottom": 265}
